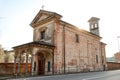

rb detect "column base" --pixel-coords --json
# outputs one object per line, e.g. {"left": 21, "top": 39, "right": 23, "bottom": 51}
{"left": 25, "top": 73, "right": 29, "bottom": 76}
{"left": 17, "top": 73, "right": 21, "bottom": 76}
{"left": 31, "top": 72, "right": 35, "bottom": 76}
{"left": 14, "top": 73, "right": 17, "bottom": 77}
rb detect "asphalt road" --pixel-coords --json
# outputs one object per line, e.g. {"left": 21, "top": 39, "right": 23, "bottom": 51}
{"left": 7, "top": 70, "right": 120, "bottom": 80}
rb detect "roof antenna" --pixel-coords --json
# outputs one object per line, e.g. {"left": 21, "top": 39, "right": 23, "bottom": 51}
{"left": 41, "top": 5, "right": 44, "bottom": 10}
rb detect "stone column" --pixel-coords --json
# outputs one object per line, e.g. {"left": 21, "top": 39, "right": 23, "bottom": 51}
{"left": 31, "top": 54, "right": 35, "bottom": 76}
{"left": 14, "top": 55, "right": 17, "bottom": 75}
{"left": 17, "top": 54, "right": 21, "bottom": 76}
{"left": 25, "top": 53, "right": 29, "bottom": 75}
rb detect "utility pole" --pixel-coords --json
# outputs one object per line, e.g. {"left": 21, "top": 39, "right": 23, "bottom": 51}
{"left": 117, "top": 36, "right": 120, "bottom": 52}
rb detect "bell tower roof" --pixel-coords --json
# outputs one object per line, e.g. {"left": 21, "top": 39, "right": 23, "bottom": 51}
{"left": 88, "top": 17, "right": 100, "bottom": 23}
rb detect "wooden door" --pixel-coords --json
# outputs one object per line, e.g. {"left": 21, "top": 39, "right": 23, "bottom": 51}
{"left": 38, "top": 59, "right": 45, "bottom": 75}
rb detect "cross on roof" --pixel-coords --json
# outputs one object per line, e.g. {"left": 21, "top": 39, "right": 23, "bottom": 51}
{"left": 41, "top": 5, "right": 45, "bottom": 10}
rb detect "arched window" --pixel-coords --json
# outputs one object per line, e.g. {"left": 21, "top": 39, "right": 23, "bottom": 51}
{"left": 95, "top": 24, "right": 98, "bottom": 28}
{"left": 91, "top": 24, "right": 94, "bottom": 29}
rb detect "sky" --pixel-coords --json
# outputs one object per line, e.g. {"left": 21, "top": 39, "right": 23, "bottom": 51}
{"left": 0, "top": 0, "right": 120, "bottom": 57}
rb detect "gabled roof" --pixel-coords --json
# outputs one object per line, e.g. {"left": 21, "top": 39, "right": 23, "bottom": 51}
{"left": 30, "top": 10, "right": 101, "bottom": 39}
{"left": 60, "top": 20, "right": 101, "bottom": 39}
{"left": 30, "top": 10, "right": 62, "bottom": 27}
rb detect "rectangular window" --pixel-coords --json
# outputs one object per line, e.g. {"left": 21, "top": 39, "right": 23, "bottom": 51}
{"left": 41, "top": 31, "right": 45, "bottom": 39}
{"left": 96, "top": 55, "right": 98, "bottom": 64}
{"left": 75, "top": 34, "right": 79, "bottom": 43}
{"left": 48, "top": 61, "right": 50, "bottom": 72}
{"left": 102, "top": 56, "right": 104, "bottom": 64}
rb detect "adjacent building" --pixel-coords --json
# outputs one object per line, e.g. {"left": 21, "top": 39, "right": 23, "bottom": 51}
{"left": 0, "top": 45, "right": 5, "bottom": 63}
{"left": 0, "top": 45, "right": 14, "bottom": 63}
{"left": 13, "top": 10, "right": 107, "bottom": 76}
{"left": 114, "top": 52, "right": 120, "bottom": 62}
{"left": 106, "top": 57, "right": 116, "bottom": 62}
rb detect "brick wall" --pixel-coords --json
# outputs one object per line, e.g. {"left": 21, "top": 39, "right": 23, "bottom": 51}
{"left": 0, "top": 63, "right": 31, "bottom": 76}
{"left": 107, "top": 62, "right": 120, "bottom": 70}
{"left": 114, "top": 52, "right": 120, "bottom": 62}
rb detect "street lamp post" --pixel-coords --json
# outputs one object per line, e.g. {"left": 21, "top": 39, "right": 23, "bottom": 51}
{"left": 117, "top": 36, "right": 120, "bottom": 52}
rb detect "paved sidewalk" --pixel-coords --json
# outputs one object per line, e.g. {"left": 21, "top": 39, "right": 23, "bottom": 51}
{"left": 6, "top": 70, "right": 120, "bottom": 80}
{"left": 0, "top": 76, "right": 13, "bottom": 80}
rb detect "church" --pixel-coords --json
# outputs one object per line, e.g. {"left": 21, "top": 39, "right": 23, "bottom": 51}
{"left": 13, "top": 10, "right": 107, "bottom": 76}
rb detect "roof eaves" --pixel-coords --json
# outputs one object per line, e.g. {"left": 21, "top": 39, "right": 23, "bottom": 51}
{"left": 60, "top": 20, "right": 101, "bottom": 39}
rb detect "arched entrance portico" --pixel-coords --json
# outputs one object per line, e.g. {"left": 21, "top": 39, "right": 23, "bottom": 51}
{"left": 34, "top": 49, "right": 53, "bottom": 75}
{"left": 13, "top": 41, "right": 54, "bottom": 76}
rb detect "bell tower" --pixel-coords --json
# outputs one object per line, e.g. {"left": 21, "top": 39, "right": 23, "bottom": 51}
{"left": 88, "top": 17, "right": 100, "bottom": 36}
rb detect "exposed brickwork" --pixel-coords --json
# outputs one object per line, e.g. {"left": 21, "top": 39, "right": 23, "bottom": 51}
{"left": 107, "top": 62, "right": 120, "bottom": 70}
{"left": 114, "top": 52, "right": 120, "bottom": 62}
{"left": 53, "top": 20, "right": 107, "bottom": 73}
{"left": 0, "top": 63, "right": 31, "bottom": 76}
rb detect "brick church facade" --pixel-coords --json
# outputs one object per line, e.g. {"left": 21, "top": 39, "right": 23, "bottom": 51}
{"left": 13, "top": 10, "right": 107, "bottom": 76}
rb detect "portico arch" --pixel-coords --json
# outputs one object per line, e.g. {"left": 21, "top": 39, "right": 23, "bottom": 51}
{"left": 34, "top": 50, "right": 53, "bottom": 75}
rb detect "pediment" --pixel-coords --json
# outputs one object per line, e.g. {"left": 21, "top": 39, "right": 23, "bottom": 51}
{"left": 30, "top": 10, "right": 62, "bottom": 27}
{"left": 37, "top": 14, "right": 48, "bottom": 22}
{"left": 33, "top": 14, "right": 49, "bottom": 24}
